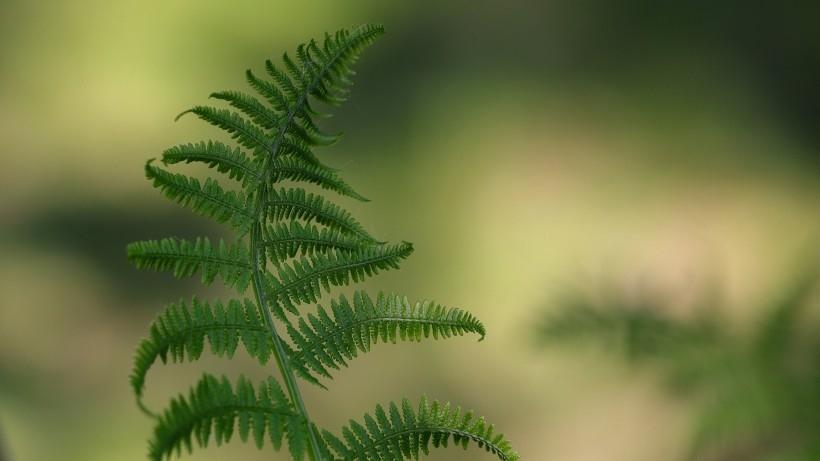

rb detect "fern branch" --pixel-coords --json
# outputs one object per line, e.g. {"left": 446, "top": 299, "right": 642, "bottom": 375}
{"left": 246, "top": 27, "right": 387, "bottom": 460}
{"left": 265, "top": 243, "right": 413, "bottom": 317}
{"left": 270, "top": 157, "right": 368, "bottom": 201}
{"left": 126, "top": 237, "right": 252, "bottom": 292}
{"left": 262, "top": 221, "right": 373, "bottom": 265}
{"left": 267, "top": 188, "right": 376, "bottom": 242}
{"left": 210, "top": 90, "right": 282, "bottom": 131}
{"left": 161, "top": 141, "right": 261, "bottom": 186}
{"left": 148, "top": 374, "right": 294, "bottom": 461}
{"left": 145, "top": 160, "right": 252, "bottom": 231}
{"left": 130, "top": 298, "right": 273, "bottom": 415}
{"left": 321, "top": 396, "right": 519, "bottom": 461}
{"left": 246, "top": 69, "right": 289, "bottom": 113}
{"left": 281, "top": 138, "right": 323, "bottom": 167}
{"left": 176, "top": 106, "right": 273, "bottom": 157}
{"left": 287, "top": 291, "right": 485, "bottom": 384}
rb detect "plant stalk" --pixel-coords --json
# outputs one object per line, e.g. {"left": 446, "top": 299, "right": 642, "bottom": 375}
{"left": 250, "top": 220, "right": 323, "bottom": 461}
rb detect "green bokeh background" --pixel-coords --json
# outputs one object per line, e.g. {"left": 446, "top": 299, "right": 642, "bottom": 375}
{"left": 1, "top": 1, "right": 818, "bottom": 460}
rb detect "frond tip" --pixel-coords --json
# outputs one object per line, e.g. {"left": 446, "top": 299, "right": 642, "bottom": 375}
{"left": 148, "top": 374, "right": 293, "bottom": 461}
{"left": 287, "top": 291, "right": 486, "bottom": 385}
{"left": 321, "top": 396, "right": 519, "bottom": 461}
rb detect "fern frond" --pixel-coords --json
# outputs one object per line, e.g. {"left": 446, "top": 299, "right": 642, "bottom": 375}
{"left": 126, "top": 237, "right": 252, "bottom": 292}
{"left": 148, "top": 374, "right": 293, "bottom": 461}
{"left": 281, "top": 138, "right": 323, "bottom": 167}
{"left": 322, "top": 396, "right": 519, "bottom": 461}
{"left": 271, "top": 157, "right": 368, "bottom": 201}
{"left": 129, "top": 24, "right": 520, "bottom": 461}
{"left": 287, "top": 291, "right": 485, "bottom": 384}
{"left": 266, "top": 58, "right": 300, "bottom": 105}
{"left": 267, "top": 188, "right": 376, "bottom": 242}
{"left": 209, "top": 90, "right": 281, "bottom": 131}
{"left": 265, "top": 243, "right": 413, "bottom": 316}
{"left": 130, "top": 297, "right": 272, "bottom": 414}
{"left": 246, "top": 69, "right": 289, "bottom": 113}
{"left": 161, "top": 141, "right": 261, "bottom": 186}
{"left": 263, "top": 24, "right": 384, "bottom": 145}
{"left": 176, "top": 106, "right": 272, "bottom": 156}
{"left": 145, "top": 160, "right": 252, "bottom": 231}
{"left": 262, "top": 221, "right": 373, "bottom": 264}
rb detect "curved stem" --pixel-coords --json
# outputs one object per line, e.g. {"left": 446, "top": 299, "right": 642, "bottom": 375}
{"left": 246, "top": 38, "right": 366, "bottom": 461}
{"left": 250, "top": 216, "right": 323, "bottom": 461}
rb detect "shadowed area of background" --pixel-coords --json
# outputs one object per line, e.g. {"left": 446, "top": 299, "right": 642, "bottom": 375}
{"left": 0, "top": 1, "right": 818, "bottom": 460}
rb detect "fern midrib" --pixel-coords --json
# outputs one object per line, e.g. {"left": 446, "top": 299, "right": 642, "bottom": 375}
{"left": 177, "top": 153, "right": 261, "bottom": 181}
{"left": 137, "top": 249, "right": 252, "bottom": 270}
{"left": 262, "top": 234, "right": 363, "bottom": 253}
{"left": 270, "top": 163, "right": 339, "bottom": 184}
{"left": 247, "top": 36, "right": 363, "bottom": 461}
{"left": 347, "top": 425, "right": 513, "bottom": 461}
{"left": 291, "top": 315, "right": 480, "bottom": 364}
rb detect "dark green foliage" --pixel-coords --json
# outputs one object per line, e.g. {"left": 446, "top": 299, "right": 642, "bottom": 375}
{"left": 538, "top": 269, "right": 820, "bottom": 461}
{"left": 161, "top": 141, "right": 261, "bottom": 187}
{"left": 320, "top": 396, "right": 518, "bottom": 461}
{"left": 264, "top": 242, "right": 414, "bottom": 317}
{"left": 148, "top": 374, "right": 293, "bottom": 461}
{"left": 262, "top": 221, "right": 371, "bottom": 264}
{"left": 128, "top": 24, "right": 517, "bottom": 461}
{"left": 270, "top": 157, "right": 368, "bottom": 201}
{"left": 286, "top": 291, "right": 486, "bottom": 386}
{"left": 267, "top": 187, "right": 376, "bottom": 242}
{"left": 127, "top": 237, "right": 252, "bottom": 292}
{"left": 144, "top": 160, "right": 253, "bottom": 232}
{"left": 130, "top": 298, "right": 272, "bottom": 414}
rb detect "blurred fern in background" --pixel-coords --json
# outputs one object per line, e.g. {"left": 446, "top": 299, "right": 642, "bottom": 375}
{"left": 538, "top": 267, "right": 820, "bottom": 461}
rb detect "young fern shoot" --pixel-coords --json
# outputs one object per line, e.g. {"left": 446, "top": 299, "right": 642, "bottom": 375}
{"left": 127, "top": 24, "right": 519, "bottom": 461}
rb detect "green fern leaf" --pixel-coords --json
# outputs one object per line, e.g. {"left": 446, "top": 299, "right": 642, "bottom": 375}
{"left": 161, "top": 141, "right": 261, "bottom": 186}
{"left": 245, "top": 69, "right": 289, "bottom": 113}
{"left": 265, "top": 243, "right": 413, "bottom": 316}
{"left": 262, "top": 221, "right": 373, "bottom": 264}
{"left": 286, "top": 415, "right": 310, "bottom": 461}
{"left": 270, "top": 156, "right": 367, "bottom": 201}
{"left": 145, "top": 160, "right": 252, "bottom": 231}
{"left": 127, "top": 237, "right": 252, "bottom": 292}
{"left": 148, "top": 374, "right": 293, "bottom": 461}
{"left": 130, "top": 297, "right": 272, "bottom": 415}
{"left": 176, "top": 106, "right": 272, "bottom": 156}
{"left": 280, "top": 138, "right": 323, "bottom": 167}
{"left": 267, "top": 188, "right": 376, "bottom": 242}
{"left": 265, "top": 58, "right": 300, "bottom": 105}
{"left": 287, "top": 291, "right": 485, "bottom": 384}
{"left": 209, "top": 90, "right": 281, "bottom": 131}
{"left": 129, "top": 24, "right": 519, "bottom": 461}
{"left": 322, "top": 396, "right": 519, "bottom": 461}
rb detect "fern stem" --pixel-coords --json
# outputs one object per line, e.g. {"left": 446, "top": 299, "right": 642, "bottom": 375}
{"left": 245, "top": 33, "right": 379, "bottom": 461}
{"left": 251, "top": 221, "right": 323, "bottom": 461}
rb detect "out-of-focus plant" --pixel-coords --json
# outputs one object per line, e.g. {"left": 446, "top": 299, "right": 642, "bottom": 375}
{"left": 538, "top": 268, "right": 820, "bottom": 461}
{"left": 126, "top": 24, "right": 518, "bottom": 461}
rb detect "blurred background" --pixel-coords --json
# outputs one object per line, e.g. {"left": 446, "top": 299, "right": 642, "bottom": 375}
{"left": 1, "top": 1, "right": 818, "bottom": 460}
